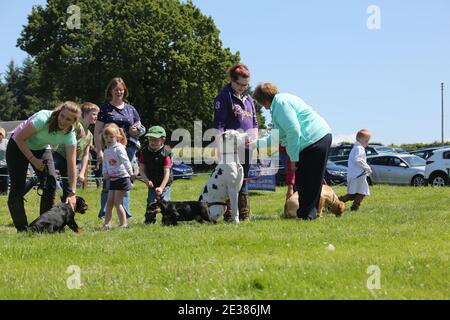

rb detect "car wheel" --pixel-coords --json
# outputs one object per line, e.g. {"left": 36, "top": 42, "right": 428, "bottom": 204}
{"left": 411, "top": 175, "right": 425, "bottom": 187}
{"left": 430, "top": 172, "right": 449, "bottom": 187}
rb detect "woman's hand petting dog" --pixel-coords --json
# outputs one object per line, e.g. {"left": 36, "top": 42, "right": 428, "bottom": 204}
{"left": 66, "top": 194, "right": 77, "bottom": 210}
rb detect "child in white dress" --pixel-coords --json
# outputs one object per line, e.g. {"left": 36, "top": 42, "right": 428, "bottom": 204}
{"left": 339, "top": 129, "right": 372, "bottom": 211}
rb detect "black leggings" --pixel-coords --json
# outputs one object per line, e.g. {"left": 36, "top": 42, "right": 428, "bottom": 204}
{"left": 0, "top": 167, "right": 8, "bottom": 193}
{"left": 295, "top": 134, "right": 332, "bottom": 220}
{"left": 6, "top": 139, "right": 57, "bottom": 231}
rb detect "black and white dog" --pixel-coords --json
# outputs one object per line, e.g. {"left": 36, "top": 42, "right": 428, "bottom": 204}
{"left": 28, "top": 196, "right": 88, "bottom": 233}
{"left": 148, "top": 199, "right": 211, "bottom": 226}
{"left": 199, "top": 130, "right": 247, "bottom": 223}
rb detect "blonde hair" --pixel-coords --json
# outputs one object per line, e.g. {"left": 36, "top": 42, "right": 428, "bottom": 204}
{"left": 0, "top": 127, "right": 5, "bottom": 137}
{"left": 48, "top": 101, "right": 81, "bottom": 134}
{"left": 102, "top": 123, "right": 127, "bottom": 148}
{"left": 81, "top": 102, "right": 100, "bottom": 117}
{"left": 253, "top": 83, "right": 279, "bottom": 105}
{"left": 356, "top": 129, "right": 372, "bottom": 141}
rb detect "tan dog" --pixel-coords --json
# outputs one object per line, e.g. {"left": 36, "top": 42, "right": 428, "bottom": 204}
{"left": 283, "top": 185, "right": 345, "bottom": 218}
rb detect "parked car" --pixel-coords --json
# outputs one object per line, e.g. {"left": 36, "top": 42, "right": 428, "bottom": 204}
{"left": 171, "top": 157, "right": 194, "bottom": 179}
{"left": 424, "top": 148, "right": 450, "bottom": 186}
{"left": 366, "top": 154, "right": 426, "bottom": 186}
{"left": 408, "top": 146, "right": 450, "bottom": 160}
{"left": 275, "top": 158, "right": 347, "bottom": 186}
{"left": 325, "top": 161, "right": 347, "bottom": 185}
{"left": 373, "top": 146, "right": 408, "bottom": 154}
{"left": 328, "top": 143, "right": 379, "bottom": 162}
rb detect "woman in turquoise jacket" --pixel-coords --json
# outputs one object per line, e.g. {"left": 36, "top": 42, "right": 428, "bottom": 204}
{"left": 253, "top": 83, "right": 332, "bottom": 220}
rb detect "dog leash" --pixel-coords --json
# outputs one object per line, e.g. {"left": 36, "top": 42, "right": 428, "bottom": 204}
{"left": 36, "top": 160, "right": 50, "bottom": 197}
{"left": 330, "top": 170, "right": 368, "bottom": 190}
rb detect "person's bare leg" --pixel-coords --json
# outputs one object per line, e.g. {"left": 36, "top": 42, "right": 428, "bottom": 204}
{"left": 114, "top": 190, "right": 127, "bottom": 227}
{"left": 103, "top": 191, "right": 115, "bottom": 229}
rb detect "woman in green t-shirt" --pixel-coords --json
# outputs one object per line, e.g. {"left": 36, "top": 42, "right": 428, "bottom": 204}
{"left": 6, "top": 101, "right": 81, "bottom": 232}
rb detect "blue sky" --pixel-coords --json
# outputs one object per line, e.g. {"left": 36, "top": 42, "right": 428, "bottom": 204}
{"left": 1, "top": 0, "right": 449, "bottom": 145}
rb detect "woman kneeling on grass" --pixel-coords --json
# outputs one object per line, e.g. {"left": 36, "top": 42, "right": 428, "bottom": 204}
{"left": 101, "top": 124, "right": 134, "bottom": 231}
{"left": 6, "top": 102, "right": 81, "bottom": 232}
{"left": 252, "top": 83, "right": 332, "bottom": 221}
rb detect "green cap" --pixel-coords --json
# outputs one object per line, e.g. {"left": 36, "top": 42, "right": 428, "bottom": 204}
{"left": 145, "top": 126, "right": 166, "bottom": 138}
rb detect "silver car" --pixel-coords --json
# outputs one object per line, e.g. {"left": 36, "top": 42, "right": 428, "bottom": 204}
{"left": 366, "top": 154, "right": 426, "bottom": 186}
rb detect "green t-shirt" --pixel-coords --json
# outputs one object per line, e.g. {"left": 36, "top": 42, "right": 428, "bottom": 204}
{"left": 17, "top": 110, "right": 77, "bottom": 150}
{"left": 55, "top": 122, "right": 92, "bottom": 160}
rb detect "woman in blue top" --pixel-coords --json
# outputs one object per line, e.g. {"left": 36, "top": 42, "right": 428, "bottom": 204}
{"left": 253, "top": 83, "right": 332, "bottom": 220}
{"left": 6, "top": 102, "right": 81, "bottom": 231}
{"left": 94, "top": 77, "right": 145, "bottom": 219}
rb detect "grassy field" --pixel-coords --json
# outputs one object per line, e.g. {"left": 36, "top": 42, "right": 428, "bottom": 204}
{"left": 0, "top": 176, "right": 449, "bottom": 300}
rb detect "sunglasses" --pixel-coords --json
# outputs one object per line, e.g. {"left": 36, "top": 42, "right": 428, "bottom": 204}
{"left": 233, "top": 81, "right": 249, "bottom": 88}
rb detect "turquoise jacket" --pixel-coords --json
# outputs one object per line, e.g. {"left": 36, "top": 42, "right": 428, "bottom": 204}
{"left": 257, "top": 93, "right": 331, "bottom": 162}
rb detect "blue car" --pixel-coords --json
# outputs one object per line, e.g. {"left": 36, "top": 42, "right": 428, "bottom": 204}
{"left": 172, "top": 163, "right": 194, "bottom": 179}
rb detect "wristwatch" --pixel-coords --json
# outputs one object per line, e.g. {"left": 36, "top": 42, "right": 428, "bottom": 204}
{"left": 67, "top": 188, "right": 76, "bottom": 196}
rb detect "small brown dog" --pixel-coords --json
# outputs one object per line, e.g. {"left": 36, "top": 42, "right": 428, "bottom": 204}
{"left": 283, "top": 185, "right": 345, "bottom": 218}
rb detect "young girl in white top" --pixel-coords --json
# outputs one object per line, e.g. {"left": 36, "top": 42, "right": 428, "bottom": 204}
{"left": 339, "top": 129, "right": 373, "bottom": 211}
{"left": 101, "top": 123, "right": 133, "bottom": 230}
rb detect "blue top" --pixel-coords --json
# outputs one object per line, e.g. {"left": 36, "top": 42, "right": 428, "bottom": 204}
{"left": 257, "top": 93, "right": 331, "bottom": 162}
{"left": 98, "top": 102, "right": 142, "bottom": 146}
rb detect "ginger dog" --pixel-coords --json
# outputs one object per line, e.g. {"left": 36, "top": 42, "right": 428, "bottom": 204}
{"left": 283, "top": 185, "right": 345, "bottom": 218}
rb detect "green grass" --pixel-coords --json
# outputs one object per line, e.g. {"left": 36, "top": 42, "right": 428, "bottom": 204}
{"left": 0, "top": 176, "right": 449, "bottom": 300}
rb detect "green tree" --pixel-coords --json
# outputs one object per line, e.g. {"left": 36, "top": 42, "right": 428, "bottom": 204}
{"left": 17, "top": 0, "right": 247, "bottom": 139}
{"left": 16, "top": 57, "right": 47, "bottom": 118}
{"left": 0, "top": 80, "right": 18, "bottom": 121}
{"left": 0, "top": 61, "right": 21, "bottom": 120}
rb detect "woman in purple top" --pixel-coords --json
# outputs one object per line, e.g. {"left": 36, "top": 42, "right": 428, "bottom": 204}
{"left": 94, "top": 77, "right": 145, "bottom": 219}
{"left": 213, "top": 63, "right": 259, "bottom": 221}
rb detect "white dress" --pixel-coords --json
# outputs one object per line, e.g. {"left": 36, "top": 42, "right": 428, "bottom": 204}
{"left": 347, "top": 142, "right": 372, "bottom": 195}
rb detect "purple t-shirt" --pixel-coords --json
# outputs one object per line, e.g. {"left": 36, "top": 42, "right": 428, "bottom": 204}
{"left": 98, "top": 102, "right": 141, "bottom": 140}
{"left": 213, "top": 84, "right": 258, "bottom": 133}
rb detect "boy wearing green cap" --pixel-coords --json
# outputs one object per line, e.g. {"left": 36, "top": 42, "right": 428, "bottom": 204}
{"left": 138, "top": 126, "right": 173, "bottom": 224}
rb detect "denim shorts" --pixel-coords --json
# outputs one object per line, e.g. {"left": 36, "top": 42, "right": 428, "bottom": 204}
{"left": 109, "top": 177, "right": 132, "bottom": 191}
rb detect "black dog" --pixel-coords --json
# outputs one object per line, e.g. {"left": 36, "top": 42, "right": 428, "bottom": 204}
{"left": 148, "top": 199, "right": 211, "bottom": 226}
{"left": 28, "top": 196, "right": 88, "bottom": 233}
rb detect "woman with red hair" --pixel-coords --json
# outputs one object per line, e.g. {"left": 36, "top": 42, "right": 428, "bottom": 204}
{"left": 213, "top": 63, "right": 259, "bottom": 221}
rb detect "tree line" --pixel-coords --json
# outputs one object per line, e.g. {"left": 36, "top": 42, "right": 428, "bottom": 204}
{"left": 0, "top": 0, "right": 266, "bottom": 143}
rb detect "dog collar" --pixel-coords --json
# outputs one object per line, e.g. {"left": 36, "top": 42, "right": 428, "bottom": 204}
{"left": 207, "top": 202, "right": 227, "bottom": 207}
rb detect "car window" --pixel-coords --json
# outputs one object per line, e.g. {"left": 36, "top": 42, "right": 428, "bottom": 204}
{"left": 388, "top": 157, "right": 403, "bottom": 167}
{"left": 365, "top": 147, "right": 377, "bottom": 156}
{"left": 443, "top": 151, "right": 450, "bottom": 159}
{"left": 368, "top": 157, "right": 388, "bottom": 165}
{"left": 402, "top": 156, "right": 426, "bottom": 167}
{"left": 329, "top": 148, "right": 336, "bottom": 156}
{"left": 413, "top": 151, "right": 425, "bottom": 159}
{"left": 335, "top": 147, "right": 352, "bottom": 156}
